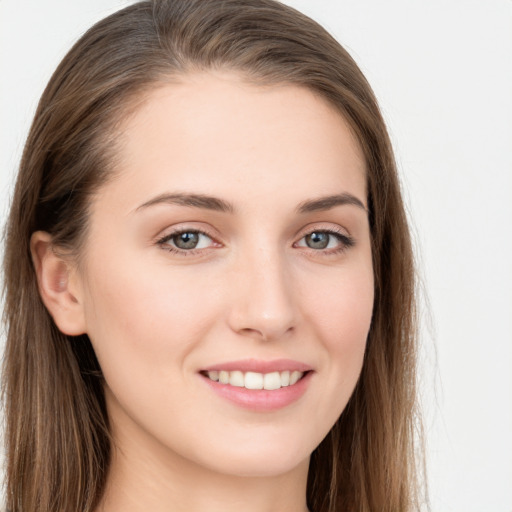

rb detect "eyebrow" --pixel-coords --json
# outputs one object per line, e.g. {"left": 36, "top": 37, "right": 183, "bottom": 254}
{"left": 296, "top": 193, "right": 367, "bottom": 214}
{"left": 135, "top": 191, "right": 367, "bottom": 215}
{"left": 136, "top": 193, "right": 234, "bottom": 213}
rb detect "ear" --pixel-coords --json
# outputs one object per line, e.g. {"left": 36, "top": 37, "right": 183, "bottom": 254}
{"left": 30, "top": 231, "right": 87, "bottom": 336}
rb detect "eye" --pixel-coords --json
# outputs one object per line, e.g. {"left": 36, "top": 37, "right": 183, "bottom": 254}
{"left": 295, "top": 229, "right": 354, "bottom": 252}
{"left": 158, "top": 230, "right": 216, "bottom": 252}
{"left": 303, "top": 232, "right": 334, "bottom": 250}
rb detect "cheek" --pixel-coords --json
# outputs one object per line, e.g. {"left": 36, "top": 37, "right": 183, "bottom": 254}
{"left": 305, "top": 263, "right": 374, "bottom": 344}
{"left": 302, "top": 263, "right": 374, "bottom": 401}
{"left": 81, "top": 259, "right": 225, "bottom": 444}
{"left": 81, "top": 254, "right": 221, "bottom": 384}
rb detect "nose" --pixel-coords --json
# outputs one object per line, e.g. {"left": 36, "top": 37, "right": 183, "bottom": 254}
{"left": 227, "top": 249, "right": 298, "bottom": 342}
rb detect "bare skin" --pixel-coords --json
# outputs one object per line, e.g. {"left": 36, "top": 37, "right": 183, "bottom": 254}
{"left": 32, "top": 71, "right": 373, "bottom": 512}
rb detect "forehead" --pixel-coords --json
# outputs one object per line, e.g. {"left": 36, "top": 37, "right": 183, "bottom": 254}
{"left": 100, "top": 71, "right": 367, "bottom": 213}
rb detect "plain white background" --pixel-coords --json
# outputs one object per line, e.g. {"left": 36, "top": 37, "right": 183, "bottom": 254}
{"left": 1, "top": 1, "right": 511, "bottom": 511}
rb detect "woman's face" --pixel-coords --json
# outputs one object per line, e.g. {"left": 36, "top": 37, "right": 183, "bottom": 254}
{"left": 74, "top": 72, "right": 374, "bottom": 477}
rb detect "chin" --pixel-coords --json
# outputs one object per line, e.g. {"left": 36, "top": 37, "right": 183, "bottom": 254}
{"left": 188, "top": 429, "right": 317, "bottom": 478}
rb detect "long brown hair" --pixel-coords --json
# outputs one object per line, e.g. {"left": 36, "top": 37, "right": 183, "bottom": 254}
{"left": 2, "top": 1, "right": 424, "bottom": 510}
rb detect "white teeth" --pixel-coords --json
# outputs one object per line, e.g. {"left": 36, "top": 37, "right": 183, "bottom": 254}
{"left": 244, "top": 371, "right": 263, "bottom": 390}
{"left": 263, "top": 371, "right": 281, "bottom": 390}
{"left": 205, "top": 370, "right": 305, "bottom": 390}
{"left": 229, "top": 370, "right": 244, "bottom": 387}
{"left": 289, "top": 370, "right": 302, "bottom": 385}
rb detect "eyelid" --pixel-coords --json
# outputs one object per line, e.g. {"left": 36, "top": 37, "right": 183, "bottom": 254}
{"left": 295, "top": 222, "right": 351, "bottom": 240}
{"left": 294, "top": 220, "right": 352, "bottom": 237}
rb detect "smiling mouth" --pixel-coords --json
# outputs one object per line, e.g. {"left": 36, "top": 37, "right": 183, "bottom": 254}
{"left": 200, "top": 370, "right": 307, "bottom": 390}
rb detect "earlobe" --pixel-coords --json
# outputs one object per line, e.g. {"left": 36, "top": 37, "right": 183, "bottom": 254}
{"left": 30, "top": 231, "right": 87, "bottom": 336}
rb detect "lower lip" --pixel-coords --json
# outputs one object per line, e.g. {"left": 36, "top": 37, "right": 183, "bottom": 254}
{"left": 200, "top": 372, "right": 312, "bottom": 412}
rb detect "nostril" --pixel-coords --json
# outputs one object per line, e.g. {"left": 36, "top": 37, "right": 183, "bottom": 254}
{"left": 237, "top": 325, "right": 294, "bottom": 342}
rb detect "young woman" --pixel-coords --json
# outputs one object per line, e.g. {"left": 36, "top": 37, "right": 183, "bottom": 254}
{"left": 2, "top": 1, "right": 424, "bottom": 511}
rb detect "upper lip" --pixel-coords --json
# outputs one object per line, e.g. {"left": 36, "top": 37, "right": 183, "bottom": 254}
{"left": 201, "top": 358, "right": 313, "bottom": 373}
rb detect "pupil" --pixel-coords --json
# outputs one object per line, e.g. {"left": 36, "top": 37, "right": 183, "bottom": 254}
{"left": 174, "top": 232, "right": 199, "bottom": 249}
{"left": 306, "top": 232, "right": 329, "bottom": 249}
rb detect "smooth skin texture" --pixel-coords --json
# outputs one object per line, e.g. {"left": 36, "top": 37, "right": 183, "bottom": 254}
{"left": 32, "top": 72, "right": 374, "bottom": 512}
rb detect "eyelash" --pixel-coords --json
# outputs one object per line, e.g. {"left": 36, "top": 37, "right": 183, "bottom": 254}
{"left": 156, "top": 227, "right": 355, "bottom": 256}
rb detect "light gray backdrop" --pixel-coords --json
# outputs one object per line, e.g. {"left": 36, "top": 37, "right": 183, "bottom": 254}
{"left": 1, "top": 1, "right": 511, "bottom": 511}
